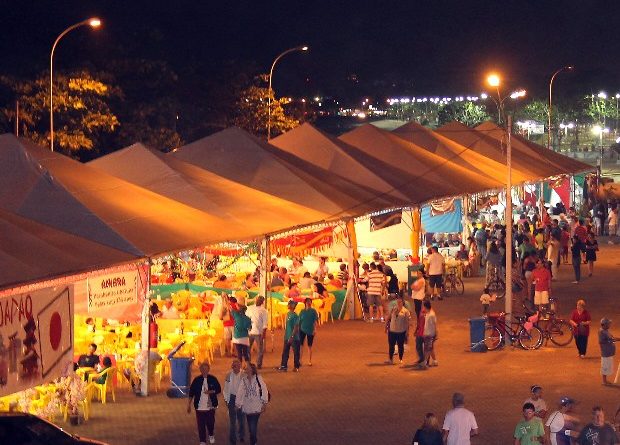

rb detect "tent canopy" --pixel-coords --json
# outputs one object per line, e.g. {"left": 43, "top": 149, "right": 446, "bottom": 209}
{"left": 0, "top": 209, "right": 138, "bottom": 290}
{"left": 171, "top": 127, "right": 397, "bottom": 219}
{"left": 475, "top": 121, "right": 593, "bottom": 175}
{"left": 340, "top": 124, "right": 504, "bottom": 198}
{"left": 89, "top": 142, "right": 332, "bottom": 235}
{"left": 0, "top": 134, "right": 257, "bottom": 257}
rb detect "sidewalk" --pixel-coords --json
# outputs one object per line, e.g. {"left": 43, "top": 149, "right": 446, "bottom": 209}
{"left": 65, "top": 242, "right": 620, "bottom": 444}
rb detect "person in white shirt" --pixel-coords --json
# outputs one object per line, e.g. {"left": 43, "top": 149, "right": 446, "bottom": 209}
{"left": 236, "top": 364, "right": 269, "bottom": 445}
{"left": 246, "top": 296, "right": 268, "bottom": 369}
{"left": 298, "top": 272, "right": 315, "bottom": 291}
{"left": 417, "top": 300, "right": 438, "bottom": 369}
{"left": 223, "top": 359, "right": 246, "bottom": 445}
{"left": 315, "top": 257, "right": 329, "bottom": 282}
{"left": 410, "top": 268, "right": 426, "bottom": 318}
{"left": 545, "top": 397, "right": 579, "bottom": 445}
{"left": 608, "top": 208, "right": 618, "bottom": 244}
{"left": 524, "top": 385, "right": 548, "bottom": 419}
{"left": 427, "top": 246, "right": 445, "bottom": 300}
{"left": 442, "top": 392, "right": 479, "bottom": 445}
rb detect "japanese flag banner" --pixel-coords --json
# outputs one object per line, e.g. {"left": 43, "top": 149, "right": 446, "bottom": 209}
{"left": 0, "top": 286, "right": 74, "bottom": 397}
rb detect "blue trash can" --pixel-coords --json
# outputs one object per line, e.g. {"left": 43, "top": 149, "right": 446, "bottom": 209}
{"left": 167, "top": 357, "right": 193, "bottom": 398}
{"left": 469, "top": 317, "right": 487, "bottom": 352}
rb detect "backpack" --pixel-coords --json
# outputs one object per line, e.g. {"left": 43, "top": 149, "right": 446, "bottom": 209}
{"left": 256, "top": 375, "right": 271, "bottom": 402}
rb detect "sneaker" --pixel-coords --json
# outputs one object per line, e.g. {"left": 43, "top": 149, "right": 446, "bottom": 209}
{"left": 275, "top": 366, "right": 287, "bottom": 372}
{"left": 399, "top": 359, "right": 403, "bottom": 364}
{"left": 200, "top": 442, "right": 207, "bottom": 445}
{"left": 431, "top": 360, "right": 438, "bottom": 367}
{"left": 380, "top": 317, "right": 385, "bottom": 322}
{"left": 209, "top": 436, "right": 215, "bottom": 444}
{"left": 571, "top": 281, "right": 579, "bottom": 284}
{"left": 293, "top": 368, "right": 299, "bottom": 372}
{"left": 308, "top": 362, "right": 312, "bottom": 366}
{"left": 608, "top": 241, "right": 614, "bottom": 245}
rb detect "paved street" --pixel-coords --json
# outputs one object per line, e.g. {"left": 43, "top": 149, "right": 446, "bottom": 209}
{"left": 65, "top": 241, "right": 620, "bottom": 445}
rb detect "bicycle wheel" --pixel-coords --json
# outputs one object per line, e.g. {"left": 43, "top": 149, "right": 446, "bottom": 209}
{"left": 454, "top": 277, "right": 464, "bottom": 295}
{"left": 518, "top": 325, "right": 543, "bottom": 350}
{"left": 443, "top": 279, "right": 454, "bottom": 296}
{"left": 549, "top": 320, "right": 574, "bottom": 347}
{"left": 484, "top": 325, "right": 503, "bottom": 351}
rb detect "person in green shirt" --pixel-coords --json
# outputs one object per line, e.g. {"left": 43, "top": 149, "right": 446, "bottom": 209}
{"left": 514, "top": 402, "right": 545, "bottom": 445}
{"left": 276, "top": 300, "right": 301, "bottom": 372}
{"left": 231, "top": 305, "right": 252, "bottom": 365}
{"left": 299, "top": 298, "right": 319, "bottom": 366}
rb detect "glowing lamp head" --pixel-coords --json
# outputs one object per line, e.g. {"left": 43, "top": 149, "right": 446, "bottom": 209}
{"left": 487, "top": 74, "right": 500, "bottom": 87}
{"left": 88, "top": 18, "right": 101, "bottom": 28}
{"left": 301, "top": 45, "right": 309, "bottom": 51}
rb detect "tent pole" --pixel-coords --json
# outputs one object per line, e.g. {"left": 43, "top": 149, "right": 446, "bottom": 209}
{"left": 258, "top": 236, "right": 272, "bottom": 351}
{"left": 344, "top": 219, "right": 359, "bottom": 319}
{"left": 505, "top": 117, "right": 513, "bottom": 345}
{"left": 140, "top": 259, "right": 151, "bottom": 396}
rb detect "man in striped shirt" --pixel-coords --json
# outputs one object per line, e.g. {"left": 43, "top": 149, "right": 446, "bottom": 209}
{"left": 367, "top": 262, "right": 385, "bottom": 322}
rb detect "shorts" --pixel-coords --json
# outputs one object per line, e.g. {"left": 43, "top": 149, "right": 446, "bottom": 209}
{"left": 428, "top": 275, "right": 443, "bottom": 288}
{"left": 223, "top": 326, "right": 233, "bottom": 341}
{"left": 299, "top": 331, "right": 315, "bottom": 347}
{"left": 367, "top": 294, "right": 382, "bottom": 307}
{"left": 534, "top": 291, "right": 549, "bottom": 305}
{"left": 601, "top": 356, "right": 614, "bottom": 375}
{"left": 423, "top": 336, "right": 435, "bottom": 351}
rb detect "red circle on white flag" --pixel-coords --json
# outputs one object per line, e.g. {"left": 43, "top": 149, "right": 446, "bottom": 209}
{"left": 49, "top": 312, "right": 62, "bottom": 350}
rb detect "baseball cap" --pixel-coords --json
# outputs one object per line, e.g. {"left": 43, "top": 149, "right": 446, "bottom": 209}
{"left": 601, "top": 317, "right": 612, "bottom": 325}
{"left": 560, "top": 396, "right": 576, "bottom": 406}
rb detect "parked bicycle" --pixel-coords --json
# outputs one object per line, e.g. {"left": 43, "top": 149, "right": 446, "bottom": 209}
{"left": 484, "top": 311, "right": 543, "bottom": 350}
{"left": 536, "top": 298, "right": 573, "bottom": 347}
{"left": 442, "top": 266, "right": 464, "bottom": 296}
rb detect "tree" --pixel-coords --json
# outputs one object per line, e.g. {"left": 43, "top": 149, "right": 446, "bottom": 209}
{"left": 231, "top": 74, "right": 299, "bottom": 138}
{"left": 0, "top": 71, "right": 119, "bottom": 152}
{"left": 514, "top": 99, "right": 548, "bottom": 124}
{"left": 437, "top": 101, "right": 490, "bottom": 127}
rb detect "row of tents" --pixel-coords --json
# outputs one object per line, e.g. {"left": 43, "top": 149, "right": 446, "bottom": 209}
{"left": 0, "top": 120, "right": 591, "bottom": 292}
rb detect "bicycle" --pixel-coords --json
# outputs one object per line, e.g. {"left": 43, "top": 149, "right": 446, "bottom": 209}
{"left": 442, "top": 266, "right": 464, "bottom": 296}
{"left": 536, "top": 298, "right": 574, "bottom": 347}
{"left": 484, "top": 311, "right": 544, "bottom": 350}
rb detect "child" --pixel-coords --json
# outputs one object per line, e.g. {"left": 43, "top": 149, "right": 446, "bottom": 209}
{"left": 480, "top": 287, "right": 492, "bottom": 315}
{"left": 600, "top": 318, "right": 619, "bottom": 385}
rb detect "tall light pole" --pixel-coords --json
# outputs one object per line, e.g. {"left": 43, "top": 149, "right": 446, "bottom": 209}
{"left": 50, "top": 17, "right": 101, "bottom": 152}
{"left": 548, "top": 65, "right": 573, "bottom": 150}
{"left": 267, "top": 45, "right": 308, "bottom": 140}
{"left": 486, "top": 73, "right": 525, "bottom": 125}
{"left": 486, "top": 73, "right": 524, "bottom": 345}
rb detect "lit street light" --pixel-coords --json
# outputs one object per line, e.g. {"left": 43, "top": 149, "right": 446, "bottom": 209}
{"left": 485, "top": 73, "right": 526, "bottom": 124}
{"left": 49, "top": 17, "right": 101, "bottom": 152}
{"left": 547, "top": 65, "right": 573, "bottom": 150}
{"left": 267, "top": 45, "right": 308, "bottom": 140}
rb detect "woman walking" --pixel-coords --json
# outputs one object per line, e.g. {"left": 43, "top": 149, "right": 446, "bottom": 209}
{"left": 569, "top": 299, "right": 591, "bottom": 358}
{"left": 585, "top": 232, "right": 599, "bottom": 277}
{"left": 385, "top": 297, "right": 411, "bottom": 365}
{"left": 187, "top": 362, "right": 222, "bottom": 445}
{"left": 411, "top": 412, "right": 443, "bottom": 445}
{"left": 236, "top": 364, "right": 269, "bottom": 445}
{"left": 570, "top": 235, "right": 585, "bottom": 284}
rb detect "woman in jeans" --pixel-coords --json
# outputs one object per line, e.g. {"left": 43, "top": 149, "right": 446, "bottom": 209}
{"left": 569, "top": 299, "right": 591, "bottom": 358}
{"left": 384, "top": 297, "right": 411, "bottom": 365}
{"left": 236, "top": 363, "right": 269, "bottom": 445}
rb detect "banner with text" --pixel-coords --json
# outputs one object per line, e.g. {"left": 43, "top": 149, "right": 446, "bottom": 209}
{"left": 0, "top": 286, "right": 74, "bottom": 397}
{"left": 87, "top": 270, "right": 138, "bottom": 314}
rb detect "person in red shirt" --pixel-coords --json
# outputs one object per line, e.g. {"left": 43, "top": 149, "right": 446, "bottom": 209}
{"left": 569, "top": 299, "right": 592, "bottom": 358}
{"left": 531, "top": 259, "right": 551, "bottom": 310}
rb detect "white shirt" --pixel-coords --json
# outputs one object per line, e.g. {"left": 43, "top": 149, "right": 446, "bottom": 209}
{"left": 480, "top": 293, "right": 491, "bottom": 305}
{"left": 299, "top": 277, "right": 315, "bottom": 290}
{"left": 197, "top": 379, "right": 213, "bottom": 411}
{"left": 524, "top": 397, "right": 547, "bottom": 416}
{"left": 423, "top": 309, "right": 437, "bottom": 337}
{"left": 246, "top": 304, "right": 268, "bottom": 335}
{"left": 545, "top": 410, "right": 566, "bottom": 445}
{"left": 223, "top": 370, "right": 243, "bottom": 403}
{"left": 411, "top": 277, "right": 426, "bottom": 301}
{"left": 442, "top": 407, "right": 478, "bottom": 445}
{"left": 609, "top": 211, "right": 618, "bottom": 226}
{"left": 428, "top": 252, "right": 445, "bottom": 275}
{"left": 235, "top": 375, "right": 269, "bottom": 415}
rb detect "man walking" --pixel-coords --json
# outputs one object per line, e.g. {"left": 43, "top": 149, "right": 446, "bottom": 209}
{"left": 442, "top": 392, "right": 479, "bottom": 445}
{"left": 366, "top": 262, "right": 385, "bottom": 322}
{"left": 276, "top": 300, "right": 301, "bottom": 372}
{"left": 246, "top": 296, "right": 268, "bottom": 369}
{"left": 427, "top": 247, "right": 445, "bottom": 300}
{"left": 417, "top": 300, "right": 438, "bottom": 369}
{"left": 599, "top": 318, "right": 619, "bottom": 385}
{"left": 223, "top": 359, "right": 245, "bottom": 445}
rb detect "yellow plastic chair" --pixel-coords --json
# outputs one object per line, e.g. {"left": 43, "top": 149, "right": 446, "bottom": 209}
{"left": 87, "top": 367, "right": 116, "bottom": 404}
{"left": 63, "top": 395, "right": 90, "bottom": 422}
{"left": 319, "top": 295, "right": 336, "bottom": 323}
{"left": 311, "top": 299, "right": 324, "bottom": 325}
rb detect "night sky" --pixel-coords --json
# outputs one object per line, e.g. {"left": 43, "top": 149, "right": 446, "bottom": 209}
{"left": 3, "top": 0, "right": 620, "bottom": 102}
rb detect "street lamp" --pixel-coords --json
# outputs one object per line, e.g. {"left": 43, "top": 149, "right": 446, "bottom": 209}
{"left": 267, "top": 45, "right": 308, "bottom": 140}
{"left": 49, "top": 17, "right": 101, "bottom": 151}
{"left": 547, "top": 65, "right": 573, "bottom": 150}
{"left": 486, "top": 73, "right": 526, "bottom": 124}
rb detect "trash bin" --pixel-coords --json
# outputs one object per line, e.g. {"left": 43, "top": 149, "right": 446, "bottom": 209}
{"left": 167, "top": 357, "right": 193, "bottom": 398}
{"left": 469, "top": 317, "right": 487, "bottom": 352}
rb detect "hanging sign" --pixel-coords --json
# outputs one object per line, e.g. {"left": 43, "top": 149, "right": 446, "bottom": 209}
{"left": 87, "top": 270, "right": 138, "bottom": 313}
{"left": 0, "top": 286, "right": 74, "bottom": 397}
